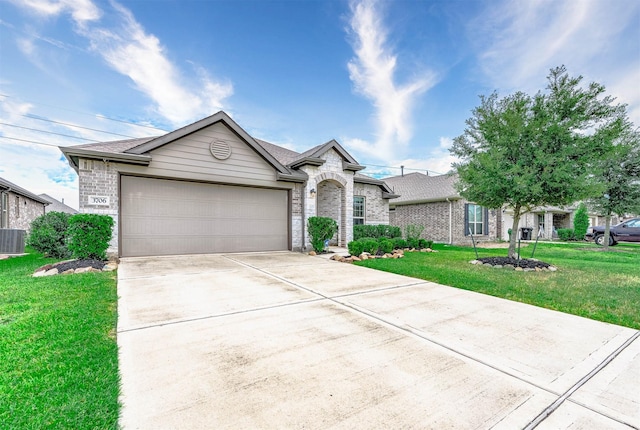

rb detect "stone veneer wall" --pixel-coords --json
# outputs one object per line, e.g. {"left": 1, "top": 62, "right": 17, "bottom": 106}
{"left": 291, "top": 183, "right": 303, "bottom": 251}
{"left": 390, "top": 199, "right": 499, "bottom": 244}
{"left": 353, "top": 182, "right": 389, "bottom": 225}
{"left": 4, "top": 191, "right": 46, "bottom": 232}
{"left": 300, "top": 149, "right": 353, "bottom": 249}
{"left": 78, "top": 159, "right": 119, "bottom": 252}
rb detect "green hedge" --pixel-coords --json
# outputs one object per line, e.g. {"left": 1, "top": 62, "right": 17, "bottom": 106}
{"left": 353, "top": 224, "right": 401, "bottom": 241}
{"left": 27, "top": 211, "right": 72, "bottom": 258}
{"left": 556, "top": 228, "right": 575, "bottom": 241}
{"left": 347, "top": 236, "right": 434, "bottom": 256}
{"left": 307, "top": 216, "right": 338, "bottom": 253}
{"left": 67, "top": 214, "right": 114, "bottom": 260}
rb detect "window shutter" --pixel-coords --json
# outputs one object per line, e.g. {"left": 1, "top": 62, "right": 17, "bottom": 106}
{"left": 464, "top": 203, "right": 469, "bottom": 236}
{"left": 484, "top": 207, "right": 489, "bottom": 235}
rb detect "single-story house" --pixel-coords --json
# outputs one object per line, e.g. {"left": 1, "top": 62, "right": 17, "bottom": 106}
{"left": 39, "top": 193, "right": 78, "bottom": 214}
{"left": 0, "top": 177, "right": 49, "bottom": 231}
{"left": 60, "top": 111, "right": 397, "bottom": 257}
{"left": 385, "top": 172, "right": 501, "bottom": 244}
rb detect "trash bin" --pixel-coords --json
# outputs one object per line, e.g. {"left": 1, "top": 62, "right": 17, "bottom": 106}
{"left": 520, "top": 227, "right": 533, "bottom": 240}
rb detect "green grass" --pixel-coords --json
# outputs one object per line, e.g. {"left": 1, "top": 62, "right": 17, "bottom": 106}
{"left": 357, "top": 242, "right": 640, "bottom": 329}
{"left": 0, "top": 251, "right": 119, "bottom": 429}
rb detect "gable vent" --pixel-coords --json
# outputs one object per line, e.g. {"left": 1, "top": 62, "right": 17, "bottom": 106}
{"left": 210, "top": 140, "right": 232, "bottom": 160}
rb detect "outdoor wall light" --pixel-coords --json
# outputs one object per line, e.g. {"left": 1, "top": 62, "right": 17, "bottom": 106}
{"left": 310, "top": 188, "right": 316, "bottom": 197}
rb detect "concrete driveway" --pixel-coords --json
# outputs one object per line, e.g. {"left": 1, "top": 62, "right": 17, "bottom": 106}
{"left": 117, "top": 252, "right": 639, "bottom": 429}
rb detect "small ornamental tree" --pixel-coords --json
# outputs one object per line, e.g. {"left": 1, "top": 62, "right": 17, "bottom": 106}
{"left": 27, "top": 211, "right": 71, "bottom": 258}
{"left": 573, "top": 203, "right": 590, "bottom": 241}
{"left": 307, "top": 216, "right": 338, "bottom": 253}
{"left": 451, "top": 66, "right": 626, "bottom": 258}
{"left": 67, "top": 214, "right": 114, "bottom": 260}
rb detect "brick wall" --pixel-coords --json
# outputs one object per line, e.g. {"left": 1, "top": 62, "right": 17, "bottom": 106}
{"left": 353, "top": 182, "right": 389, "bottom": 225}
{"left": 78, "top": 159, "right": 119, "bottom": 252}
{"left": 4, "top": 192, "right": 46, "bottom": 232}
{"left": 390, "top": 199, "right": 499, "bottom": 244}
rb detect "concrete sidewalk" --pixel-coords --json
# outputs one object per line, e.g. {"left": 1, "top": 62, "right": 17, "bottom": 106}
{"left": 117, "top": 252, "right": 639, "bottom": 429}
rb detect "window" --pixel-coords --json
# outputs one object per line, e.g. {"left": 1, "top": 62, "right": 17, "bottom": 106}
{"left": 1, "top": 193, "right": 7, "bottom": 228}
{"left": 353, "top": 196, "right": 365, "bottom": 225}
{"left": 465, "top": 203, "right": 488, "bottom": 235}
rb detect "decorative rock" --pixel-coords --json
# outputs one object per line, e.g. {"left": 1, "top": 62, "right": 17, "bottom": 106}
{"left": 524, "top": 268, "right": 534, "bottom": 272}
{"left": 61, "top": 269, "right": 75, "bottom": 275}
{"left": 32, "top": 270, "right": 47, "bottom": 277}
{"left": 330, "top": 255, "right": 341, "bottom": 261}
{"left": 493, "top": 265, "right": 503, "bottom": 269}
{"left": 308, "top": 251, "right": 317, "bottom": 256}
{"left": 351, "top": 256, "right": 361, "bottom": 262}
{"left": 102, "top": 263, "right": 118, "bottom": 272}
{"left": 548, "top": 266, "right": 558, "bottom": 272}
{"left": 74, "top": 267, "right": 92, "bottom": 274}
{"left": 45, "top": 268, "right": 59, "bottom": 276}
{"left": 515, "top": 267, "right": 524, "bottom": 271}
{"left": 470, "top": 260, "right": 480, "bottom": 265}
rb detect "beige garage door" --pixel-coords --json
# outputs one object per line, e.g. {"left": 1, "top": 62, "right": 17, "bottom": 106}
{"left": 120, "top": 176, "right": 289, "bottom": 257}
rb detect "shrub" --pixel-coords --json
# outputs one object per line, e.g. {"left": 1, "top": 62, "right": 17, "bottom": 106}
{"left": 347, "top": 240, "right": 365, "bottom": 257}
{"left": 556, "top": 228, "right": 575, "bottom": 241}
{"left": 573, "top": 203, "right": 590, "bottom": 240}
{"left": 418, "top": 239, "right": 434, "bottom": 249}
{"left": 378, "top": 237, "right": 394, "bottom": 254}
{"left": 307, "top": 216, "right": 338, "bottom": 253}
{"left": 67, "top": 214, "right": 114, "bottom": 260}
{"left": 407, "top": 238, "right": 420, "bottom": 249}
{"left": 404, "top": 224, "right": 424, "bottom": 241}
{"left": 393, "top": 237, "right": 408, "bottom": 249}
{"left": 360, "top": 237, "right": 379, "bottom": 254}
{"left": 353, "top": 224, "right": 401, "bottom": 240}
{"left": 27, "top": 212, "right": 72, "bottom": 258}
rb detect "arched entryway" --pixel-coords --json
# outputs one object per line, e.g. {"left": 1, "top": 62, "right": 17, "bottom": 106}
{"left": 315, "top": 174, "right": 347, "bottom": 246}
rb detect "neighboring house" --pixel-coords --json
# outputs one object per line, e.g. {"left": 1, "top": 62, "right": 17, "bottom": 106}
{"left": 0, "top": 177, "right": 49, "bottom": 231}
{"left": 60, "top": 111, "right": 397, "bottom": 257}
{"left": 503, "top": 206, "right": 621, "bottom": 240}
{"left": 385, "top": 172, "right": 500, "bottom": 244}
{"left": 39, "top": 193, "right": 78, "bottom": 214}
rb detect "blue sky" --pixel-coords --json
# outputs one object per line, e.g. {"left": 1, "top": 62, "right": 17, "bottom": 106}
{"left": 1, "top": 0, "right": 639, "bottom": 210}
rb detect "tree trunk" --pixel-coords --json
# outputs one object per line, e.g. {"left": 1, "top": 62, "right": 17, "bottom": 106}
{"left": 603, "top": 215, "right": 612, "bottom": 251}
{"left": 508, "top": 205, "right": 522, "bottom": 259}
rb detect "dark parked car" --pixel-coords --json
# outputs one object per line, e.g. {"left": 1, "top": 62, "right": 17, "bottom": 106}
{"left": 586, "top": 217, "right": 640, "bottom": 246}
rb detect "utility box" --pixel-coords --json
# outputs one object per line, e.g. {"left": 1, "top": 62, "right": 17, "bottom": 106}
{"left": 0, "top": 229, "right": 26, "bottom": 254}
{"left": 520, "top": 227, "right": 533, "bottom": 241}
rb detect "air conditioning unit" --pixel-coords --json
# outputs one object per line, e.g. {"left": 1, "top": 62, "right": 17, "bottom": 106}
{"left": 0, "top": 229, "right": 26, "bottom": 254}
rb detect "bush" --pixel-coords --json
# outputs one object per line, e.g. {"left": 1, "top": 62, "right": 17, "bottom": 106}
{"left": 347, "top": 240, "right": 365, "bottom": 256}
{"left": 67, "top": 214, "right": 114, "bottom": 260}
{"left": 556, "top": 228, "right": 575, "bottom": 241}
{"left": 407, "top": 238, "right": 420, "bottom": 249}
{"left": 378, "top": 238, "right": 394, "bottom": 254}
{"left": 393, "top": 237, "right": 408, "bottom": 249}
{"left": 353, "top": 224, "right": 401, "bottom": 240}
{"left": 27, "top": 212, "right": 72, "bottom": 258}
{"left": 418, "top": 239, "right": 434, "bottom": 249}
{"left": 404, "top": 224, "right": 424, "bottom": 241}
{"left": 573, "top": 203, "right": 590, "bottom": 240}
{"left": 360, "top": 237, "right": 379, "bottom": 254}
{"left": 307, "top": 216, "right": 338, "bottom": 253}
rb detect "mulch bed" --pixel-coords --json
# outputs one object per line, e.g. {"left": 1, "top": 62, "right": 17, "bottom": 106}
{"left": 476, "top": 257, "right": 551, "bottom": 269}
{"left": 37, "top": 259, "right": 106, "bottom": 273}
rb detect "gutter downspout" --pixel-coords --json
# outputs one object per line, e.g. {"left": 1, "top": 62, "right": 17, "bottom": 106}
{"left": 301, "top": 183, "right": 306, "bottom": 252}
{"left": 446, "top": 198, "right": 453, "bottom": 244}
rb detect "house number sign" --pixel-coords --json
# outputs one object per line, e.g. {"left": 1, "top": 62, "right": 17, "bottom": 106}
{"left": 88, "top": 195, "right": 110, "bottom": 206}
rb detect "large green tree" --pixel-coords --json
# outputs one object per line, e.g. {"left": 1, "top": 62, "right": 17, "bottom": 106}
{"left": 451, "top": 66, "right": 625, "bottom": 258}
{"left": 587, "top": 121, "right": 640, "bottom": 250}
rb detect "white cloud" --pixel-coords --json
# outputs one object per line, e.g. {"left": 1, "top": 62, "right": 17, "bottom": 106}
{"left": 346, "top": 0, "right": 437, "bottom": 160}
{"left": 9, "top": 0, "right": 101, "bottom": 25}
{"left": 472, "top": 0, "right": 640, "bottom": 121}
{"left": 11, "top": 0, "right": 233, "bottom": 127}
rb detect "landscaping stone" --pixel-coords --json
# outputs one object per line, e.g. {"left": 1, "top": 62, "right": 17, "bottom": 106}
{"left": 308, "top": 251, "right": 316, "bottom": 256}
{"left": 45, "top": 268, "right": 59, "bottom": 276}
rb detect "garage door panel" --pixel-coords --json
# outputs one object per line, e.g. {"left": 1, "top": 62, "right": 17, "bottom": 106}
{"left": 121, "top": 176, "right": 288, "bottom": 257}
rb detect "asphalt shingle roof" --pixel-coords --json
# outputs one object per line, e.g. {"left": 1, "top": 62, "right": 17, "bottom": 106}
{"left": 39, "top": 193, "right": 78, "bottom": 214}
{"left": 71, "top": 136, "right": 157, "bottom": 154}
{"left": 384, "top": 172, "right": 460, "bottom": 204}
{"left": 0, "top": 177, "right": 50, "bottom": 204}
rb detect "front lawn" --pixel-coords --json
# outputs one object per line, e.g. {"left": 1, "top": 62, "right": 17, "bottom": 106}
{"left": 0, "top": 251, "right": 119, "bottom": 429}
{"left": 357, "top": 242, "right": 640, "bottom": 329}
